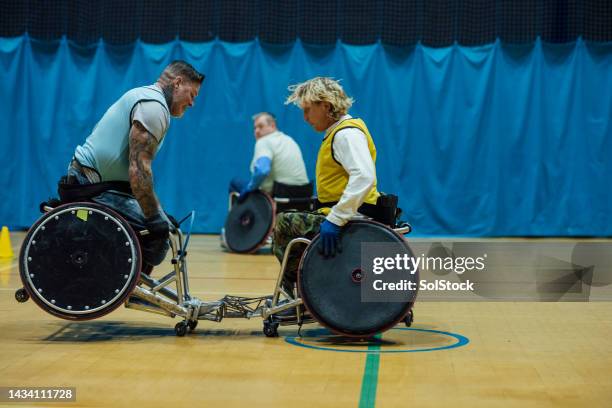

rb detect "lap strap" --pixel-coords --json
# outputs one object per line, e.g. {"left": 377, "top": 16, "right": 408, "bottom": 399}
{"left": 58, "top": 175, "right": 133, "bottom": 203}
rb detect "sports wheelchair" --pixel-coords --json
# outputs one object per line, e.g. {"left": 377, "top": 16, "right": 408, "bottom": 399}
{"left": 221, "top": 181, "right": 316, "bottom": 253}
{"left": 16, "top": 199, "right": 416, "bottom": 338}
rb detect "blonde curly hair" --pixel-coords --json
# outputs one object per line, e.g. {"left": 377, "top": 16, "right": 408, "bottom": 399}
{"left": 285, "top": 77, "right": 354, "bottom": 121}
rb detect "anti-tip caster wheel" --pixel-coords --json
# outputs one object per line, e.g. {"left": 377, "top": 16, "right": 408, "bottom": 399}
{"left": 404, "top": 310, "right": 414, "bottom": 327}
{"left": 263, "top": 320, "right": 279, "bottom": 338}
{"left": 188, "top": 320, "right": 198, "bottom": 332}
{"left": 15, "top": 288, "right": 29, "bottom": 303}
{"left": 175, "top": 321, "right": 188, "bottom": 337}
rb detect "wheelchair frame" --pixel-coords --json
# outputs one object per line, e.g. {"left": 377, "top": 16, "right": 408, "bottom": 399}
{"left": 16, "top": 203, "right": 412, "bottom": 337}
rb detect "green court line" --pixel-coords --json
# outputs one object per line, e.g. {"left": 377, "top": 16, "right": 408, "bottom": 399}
{"left": 358, "top": 335, "right": 381, "bottom": 408}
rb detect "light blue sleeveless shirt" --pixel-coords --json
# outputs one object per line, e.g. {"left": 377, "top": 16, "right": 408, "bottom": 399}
{"left": 74, "top": 85, "right": 170, "bottom": 182}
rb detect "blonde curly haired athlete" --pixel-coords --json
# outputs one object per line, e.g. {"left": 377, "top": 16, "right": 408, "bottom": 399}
{"left": 286, "top": 77, "right": 354, "bottom": 126}
{"left": 273, "top": 77, "right": 382, "bottom": 293}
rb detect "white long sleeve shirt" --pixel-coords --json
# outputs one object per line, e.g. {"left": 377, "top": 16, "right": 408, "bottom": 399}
{"left": 325, "top": 115, "right": 377, "bottom": 226}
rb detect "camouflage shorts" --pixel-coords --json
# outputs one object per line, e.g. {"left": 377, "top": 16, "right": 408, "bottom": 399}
{"left": 272, "top": 211, "right": 326, "bottom": 291}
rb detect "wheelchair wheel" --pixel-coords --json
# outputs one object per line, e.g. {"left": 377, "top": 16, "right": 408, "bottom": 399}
{"left": 19, "top": 202, "right": 142, "bottom": 320}
{"left": 223, "top": 191, "right": 276, "bottom": 253}
{"left": 297, "top": 220, "right": 417, "bottom": 338}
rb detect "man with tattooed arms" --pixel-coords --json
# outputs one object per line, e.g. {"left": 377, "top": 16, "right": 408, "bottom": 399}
{"left": 63, "top": 61, "right": 204, "bottom": 271}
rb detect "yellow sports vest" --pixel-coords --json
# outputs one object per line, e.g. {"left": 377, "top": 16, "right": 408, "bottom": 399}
{"left": 316, "top": 118, "right": 380, "bottom": 208}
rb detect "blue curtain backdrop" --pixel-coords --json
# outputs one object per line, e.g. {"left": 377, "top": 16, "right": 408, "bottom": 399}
{"left": 0, "top": 35, "right": 611, "bottom": 235}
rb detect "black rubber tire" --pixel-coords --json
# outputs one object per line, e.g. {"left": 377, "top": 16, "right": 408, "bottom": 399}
{"left": 263, "top": 320, "right": 279, "bottom": 338}
{"left": 404, "top": 310, "right": 414, "bottom": 327}
{"left": 175, "top": 321, "right": 188, "bottom": 337}
{"left": 15, "top": 288, "right": 29, "bottom": 303}
{"left": 187, "top": 320, "right": 198, "bottom": 332}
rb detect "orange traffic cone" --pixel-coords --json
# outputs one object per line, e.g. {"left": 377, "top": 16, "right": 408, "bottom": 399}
{"left": 0, "top": 226, "right": 14, "bottom": 258}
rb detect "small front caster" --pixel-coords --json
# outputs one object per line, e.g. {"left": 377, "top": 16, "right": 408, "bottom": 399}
{"left": 404, "top": 310, "right": 414, "bottom": 327}
{"left": 175, "top": 321, "right": 188, "bottom": 337}
{"left": 15, "top": 288, "right": 29, "bottom": 303}
{"left": 263, "top": 320, "right": 279, "bottom": 338}
{"left": 187, "top": 320, "right": 198, "bottom": 332}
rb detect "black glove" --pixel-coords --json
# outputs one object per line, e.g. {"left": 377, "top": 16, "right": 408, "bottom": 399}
{"left": 145, "top": 213, "right": 170, "bottom": 240}
{"left": 165, "top": 212, "right": 180, "bottom": 229}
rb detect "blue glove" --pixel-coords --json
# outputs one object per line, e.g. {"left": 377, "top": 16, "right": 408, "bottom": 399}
{"left": 238, "top": 156, "right": 272, "bottom": 203}
{"left": 237, "top": 185, "right": 252, "bottom": 203}
{"left": 319, "top": 220, "right": 342, "bottom": 258}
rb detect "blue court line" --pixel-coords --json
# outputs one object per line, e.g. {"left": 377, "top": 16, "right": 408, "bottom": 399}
{"left": 284, "top": 328, "right": 470, "bottom": 353}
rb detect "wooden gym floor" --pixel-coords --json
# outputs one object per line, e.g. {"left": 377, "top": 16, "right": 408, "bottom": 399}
{"left": 0, "top": 232, "right": 611, "bottom": 407}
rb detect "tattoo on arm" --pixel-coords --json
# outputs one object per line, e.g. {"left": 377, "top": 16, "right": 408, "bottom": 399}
{"left": 129, "top": 121, "right": 160, "bottom": 218}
